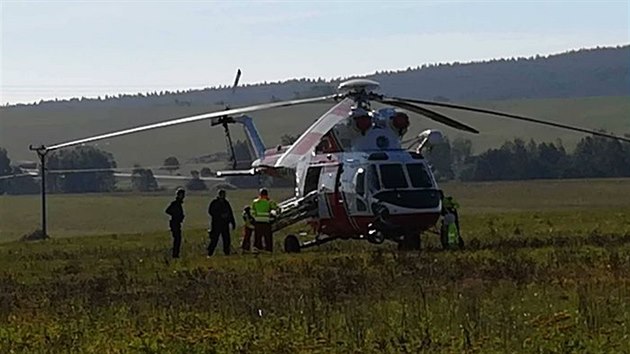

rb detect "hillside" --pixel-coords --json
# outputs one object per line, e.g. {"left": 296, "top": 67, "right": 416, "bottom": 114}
{"left": 1, "top": 46, "right": 628, "bottom": 167}
{"left": 3, "top": 45, "right": 628, "bottom": 109}
{"left": 2, "top": 96, "right": 628, "bottom": 168}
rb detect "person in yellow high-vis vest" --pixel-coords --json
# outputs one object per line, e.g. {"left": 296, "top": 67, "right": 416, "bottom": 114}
{"left": 251, "top": 188, "right": 278, "bottom": 252}
{"left": 440, "top": 193, "right": 463, "bottom": 249}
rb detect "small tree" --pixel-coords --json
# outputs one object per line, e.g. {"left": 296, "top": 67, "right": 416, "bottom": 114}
{"left": 8, "top": 167, "right": 39, "bottom": 195}
{"left": 200, "top": 167, "right": 213, "bottom": 177}
{"left": 131, "top": 165, "right": 158, "bottom": 192}
{"left": 162, "top": 156, "right": 180, "bottom": 174}
{"left": 48, "top": 146, "right": 117, "bottom": 193}
{"left": 0, "top": 148, "right": 13, "bottom": 194}
{"left": 186, "top": 170, "right": 207, "bottom": 190}
{"left": 0, "top": 148, "right": 11, "bottom": 176}
{"left": 280, "top": 134, "right": 298, "bottom": 145}
{"left": 425, "top": 137, "right": 454, "bottom": 181}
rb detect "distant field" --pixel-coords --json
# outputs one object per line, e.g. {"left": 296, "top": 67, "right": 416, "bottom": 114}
{"left": 1, "top": 178, "right": 630, "bottom": 352}
{"left": 1, "top": 178, "right": 629, "bottom": 242}
{"left": 1, "top": 96, "right": 628, "bottom": 168}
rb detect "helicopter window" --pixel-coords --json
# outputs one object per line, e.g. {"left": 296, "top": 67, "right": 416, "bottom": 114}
{"left": 357, "top": 199, "right": 368, "bottom": 212}
{"left": 368, "top": 164, "right": 380, "bottom": 192}
{"left": 406, "top": 163, "right": 433, "bottom": 188}
{"left": 355, "top": 168, "right": 366, "bottom": 196}
{"left": 379, "top": 164, "right": 408, "bottom": 189}
{"left": 303, "top": 166, "right": 322, "bottom": 194}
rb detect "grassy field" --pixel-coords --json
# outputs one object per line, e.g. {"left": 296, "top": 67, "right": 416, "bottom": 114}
{"left": 2, "top": 179, "right": 629, "bottom": 242}
{"left": 2, "top": 96, "right": 629, "bottom": 168}
{"left": 1, "top": 179, "right": 630, "bottom": 352}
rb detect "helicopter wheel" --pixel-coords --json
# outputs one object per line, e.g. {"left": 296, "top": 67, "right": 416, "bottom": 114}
{"left": 284, "top": 234, "right": 301, "bottom": 253}
{"left": 398, "top": 233, "right": 421, "bottom": 251}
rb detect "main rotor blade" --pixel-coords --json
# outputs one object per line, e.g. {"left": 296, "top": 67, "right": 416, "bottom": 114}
{"left": 274, "top": 98, "right": 355, "bottom": 168}
{"left": 45, "top": 94, "right": 338, "bottom": 151}
{"left": 232, "top": 69, "right": 242, "bottom": 94}
{"left": 378, "top": 98, "right": 479, "bottom": 134}
{"left": 392, "top": 97, "right": 630, "bottom": 143}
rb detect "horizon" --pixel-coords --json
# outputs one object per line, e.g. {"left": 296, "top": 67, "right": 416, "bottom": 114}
{"left": 2, "top": 44, "right": 628, "bottom": 107}
{"left": 1, "top": 1, "right": 628, "bottom": 105}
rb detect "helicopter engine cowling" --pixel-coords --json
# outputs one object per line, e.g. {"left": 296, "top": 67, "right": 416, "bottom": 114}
{"left": 389, "top": 112, "right": 410, "bottom": 136}
{"left": 415, "top": 129, "right": 444, "bottom": 152}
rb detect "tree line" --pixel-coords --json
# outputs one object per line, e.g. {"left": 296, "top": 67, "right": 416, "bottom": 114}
{"left": 426, "top": 135, "right": 630, "bottom": 182}
{"left": 1, "top": 133, "right": 629, "bottom": 195}
{"left": 0, "top": 148, "right": 215, "bottom": 194}
{"left": 4, "top": 45, "right": 628, "bottom": 110}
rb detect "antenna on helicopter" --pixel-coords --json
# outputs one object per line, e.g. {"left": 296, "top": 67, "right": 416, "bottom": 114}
{"left": 232, "top": 69, "right": 241, "bottom": 95}
{"left": 211, "top": 69, "right": 242, "bottom": 169}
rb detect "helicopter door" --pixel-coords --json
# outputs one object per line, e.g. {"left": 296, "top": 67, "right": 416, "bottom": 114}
{"left": 352, "top": 167, "right": 370, "bottom": 215}
{"left": 303, "top": 166, "right": 322, "bottom": 196}
{"left": 317, "top": 164, "right": 340, "bottom": 219}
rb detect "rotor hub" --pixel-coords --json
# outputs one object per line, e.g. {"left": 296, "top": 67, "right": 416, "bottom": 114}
{"left": 337, "top": 79, "right": 380, "bottom": 94}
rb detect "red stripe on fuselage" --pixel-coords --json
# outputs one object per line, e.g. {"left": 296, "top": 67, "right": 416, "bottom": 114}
{"left": 309, "top": 192, "right": 356, "bottom": 236}
{"left": 293, "top": 133, "right": 324, "bottom": 155}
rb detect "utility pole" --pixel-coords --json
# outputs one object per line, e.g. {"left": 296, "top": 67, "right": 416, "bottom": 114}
{"left": 29, "top": 145, "right": 48, "bottom": 237}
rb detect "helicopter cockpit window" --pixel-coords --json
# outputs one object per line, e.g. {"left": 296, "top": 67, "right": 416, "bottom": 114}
{"left": 406, "top": 163, "right": 433, "bottom": 188}
{"left": 355, "top": 168, "right": 365, "bottom": 196}
{"left": 379, "top": 164, "right": 408, "bottom": 189}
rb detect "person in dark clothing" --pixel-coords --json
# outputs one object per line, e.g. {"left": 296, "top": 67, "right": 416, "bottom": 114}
{"left": 165, "top": 188, "right": 185, "bottom": 258}
{"left": 207, "top": 189, "right": 236, "bottom": 256}
{"left": 241, "top": 206, "right": 256, "bottom": 252}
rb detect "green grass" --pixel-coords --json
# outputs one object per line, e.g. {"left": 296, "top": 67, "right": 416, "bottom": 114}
{"left": 2, "top": 179, "right": 629, "bottom": 242}
{"left": 1, "top": 179, "right": 630, "bottom": 352}
{"left": 0, "top": 189, "right": 295, "bottom": 242}
{"left": 2, "top": 96, "right": 628, "bottom": 168}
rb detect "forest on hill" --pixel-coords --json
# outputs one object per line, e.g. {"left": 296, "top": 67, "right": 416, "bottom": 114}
{"left": 3, "top": 45, "right": 628, "bottom": 111}
{"left": 2, "top": 132, "right": 629, "bottom": 195}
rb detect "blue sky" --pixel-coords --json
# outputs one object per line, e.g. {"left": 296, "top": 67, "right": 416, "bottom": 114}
{"left": 1, "top": 0, "right": 628, "bottom": 104}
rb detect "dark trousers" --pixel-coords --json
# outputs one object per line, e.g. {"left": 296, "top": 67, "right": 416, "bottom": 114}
{"left": 208, "top": 225, "right": 231, "bottom": 256}
{"left": 170, "top": 222, "right": 182, "bottom": 258}
{"left": 254, "top": 222, "right": 273, "bottom": 252}
{"left": 241, "top": 227, "right": 254, "bottom": 251}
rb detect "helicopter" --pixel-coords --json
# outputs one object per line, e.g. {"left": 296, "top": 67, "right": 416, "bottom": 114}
{"left": 32, "top": 77, "right": 630, "bottom": 252}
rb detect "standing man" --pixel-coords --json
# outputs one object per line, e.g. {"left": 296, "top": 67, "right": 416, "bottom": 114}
{"left": 443, "top": 195, "right": 461, "bottom": 232}
{"left": 207, "top": 189, "right": 236, "bottom": 256}
{"left": 165, "top": 188, "right": 185, "bottom": 258}
{"left": 440, "top": 193, "right": 462, "bottom": 249}
{"left": 251, "top": 188, "right": 278, "bottom": 252}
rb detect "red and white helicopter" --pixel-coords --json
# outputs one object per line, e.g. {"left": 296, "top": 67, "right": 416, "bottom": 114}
{"left": 33, "top": 78, "right": 630, "bottom": 252}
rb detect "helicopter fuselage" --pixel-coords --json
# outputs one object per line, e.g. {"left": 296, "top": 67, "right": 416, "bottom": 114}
{"left": 296, "top": 150, "right": 442, "bottom": 240}
{"left": 221, "top": 89, "right": 446, "bottom": 249}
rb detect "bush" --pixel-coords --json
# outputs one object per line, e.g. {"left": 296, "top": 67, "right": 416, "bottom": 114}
{"left": 20, "top": 229, "right": 49, "bottom": 242}
{"left": 213, "top": 183, "right": 237, "bottom": 191}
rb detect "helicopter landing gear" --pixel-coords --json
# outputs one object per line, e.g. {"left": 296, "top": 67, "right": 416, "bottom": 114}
{"left": 398, "top": 233, "right": 421, "bottom": 251}
{"left": 367, "top": 229, "right": 386, "bottom": 244}
{"left": 284, "top": 234, "right": 301, "bottom": 253}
